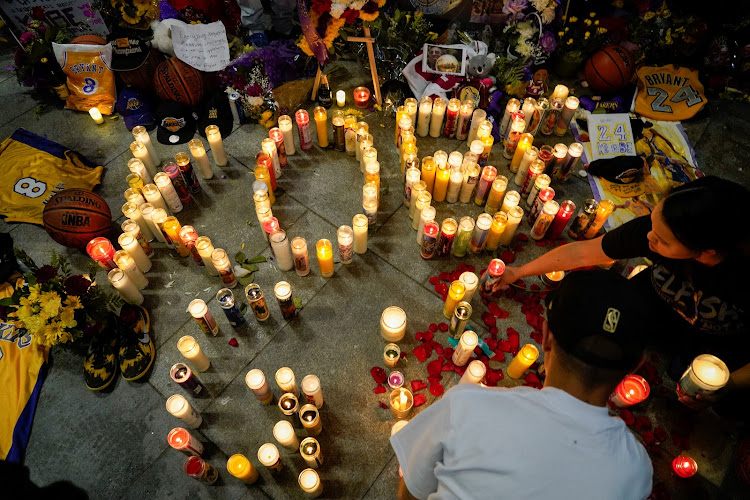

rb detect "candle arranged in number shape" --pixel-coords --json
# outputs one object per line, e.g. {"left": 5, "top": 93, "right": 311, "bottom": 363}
{"left": 276, "top": 367, "right": 299, "bottom": 396}
{"left": 291, "top": 237, "right": 310, "bottom": 276}
{"left": 384, "top": 343, "right": 401, "bottom": 368}
{"left": 121, "top": 218, "right": 154, "bottom": 256}
{"left": 295, "top": 109, "right": 313, "bottom": 151}
{"left": 529, "top": 187, "right": 555, "bottom": 225}
{"left": 300, "top": 437, "right": 323, "bottom": 469}
{"left": 216, "top": 288, "right": 245, "bottom": 326}
{"left": 337, "top": 225, "right": 354, "bottom": 264}
{"left": 183, "top": 456, "right": 218, "bottom": 484}
{"left": 444, "top": 281, "right": 466, "bottom": 319}
{"left": 170, "top": 362, "right": 205, "bottom": 396}
{"left": 485, "top": 176, "right": 509, "bottom": 215}
{"left": 258, "top": 443, "right": 283, "bottom": 472}
{"left": 273, "top": 420, "right": 299, "bottom": 450}
{"left": 452, "top": 216, "right": 475, "bottom": 258}
{"left": 188, "top": 299, "right": 219, "bottom": 336}
{"left": 108, "top": 268, "right": 143, "bottom": 304}
{"left": 177, "top": 335, "right": 211, "bottom": 371}
{"left": 274, "top": 281, "right": 297, "bottom": 320}
{"left": 166, "top": 394, "right": 202, "bottom": 428}
{"left": 429, "top": 97, "right": 447, "bottom": 138}
{"left": 484, "top": 212, "right": 508, "bottom": 252}
{"left": 526, "top": 173, "right": 550, "bottom": 209}
{"left": 416, "top": 96, "right": 432, "bottom": 137}
{"left": 450, "top": 301, "right": 472, "bottom": 339}
{"left": 278, "top": 392, "right": 299, "bottom": 415}
{"left": 474, "top": 165, "right": 498, "bottom": 206}
{"left": 452, "top": 330, "right": 478, "bottom": 366}
{"left": 498, "top": 206, "right": 524, "bottom": 247}
{"left": 278, "top": 115, "right": 296, "bottom": 155}
{"left": 313, "top": 106, "right": 328, "bottom": 148}
{"left": 469, "top": 213, "right": 492, "bottom": 253}
{"left": 204, "top": 125, "right": 227, "bottom": 167}
{"left": 87, "top": 237, "right": 117, "bottom": 270}
{"left": 211, "top": 248, "right": 238, "bottom": 288}
{"left": 299, "top": 404, "right": 322, "bottom": 435}
{"left": 417, "top": 206, "right": 436, "bottom": 246}
{"left": 353, "top": 214, "right": 368, "bottom": 254}
{"left": 270, "top": 230, "right": 294, "bottom": 271}
{"left": 128, "top": 158, "right": 152, "bottom": 185}
{"left": 546, "top": 200, "right": 576, "bottom": 240}
{"left": 130, "top": 140, "right": 156, "bottom": 179}
{"left": 437, "top": 218, "right": 457, "bottom": 257}
{"left": 113, "top": 250, "right": 148, "bottom": 290}
{"left": 245, "top": 369, "right": 273, "bottom": 404}
{"left": 301, "top": 374, "right": 324, "bottom": 408}
{"left": 420, "top": 220, "right": 439, "bottom": 260}
{"left": 459, "top": 162, "right": 481, "bottom": 204}
{"left": 299, "top": 468, "right": 323, "bottom": 497}
{"left": 499, "top": 98, "right": 520, "bottom": 136}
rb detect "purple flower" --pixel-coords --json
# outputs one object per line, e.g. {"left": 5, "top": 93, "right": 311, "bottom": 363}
{"left": 539, "top": 31, "right": 557, "bottom": 53}
{"left": 19, "top": 32, "right": 35, "bottom": 45}
{"left": 503, "top": 0, "right": 528, "bottom": 22}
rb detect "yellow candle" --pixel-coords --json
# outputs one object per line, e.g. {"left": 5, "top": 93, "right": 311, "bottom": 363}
{"left": 163, "top": 217, "right": 190, "bottom": 257}
{"left": 484, "top": 212, "right": 508, "bottom": 251}
{"left": 584, "top": 199, "right": 615, "bottom": 239}
{"left": 432, "top": 164, "right": 450, "bottom": 203}
{"left": 443, "top": 280, "right": 466, "bottom": 319}
{"left": 390, "top": 388, "right": 413, "bottom": 419}
{"left": 254, "top": 165, "right": 275, "bottom": 205}
{"left": 394, "top": 105, "right": 408, "bottom": 145}
{"left": 314, "top": 106, "right": 328, "bottom": 148}
{"left": 316, "top": 239, "right": 334, "bottom": 278}
{"left": 421, "top": 156, "right": 436, "bottom": 194}
{"left": 481, "top": 133, "right": 494, "bottom": 163}
{"left": 485, "top": 176, "right": 509, "bottom": 214}
{"left": 227, "top": 454, "right": 259, "bottom": 484}
{"left": 510, "top": 133, "right": 533, "bottom": 173}
{"left": 507, "top": 344, "right": 539, "bottom": 379}
{"left": 89, "top": 107, "right": 104, "bottom": 124}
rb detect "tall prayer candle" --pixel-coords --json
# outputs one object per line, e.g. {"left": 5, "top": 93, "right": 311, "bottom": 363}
{"left": 455, "top": 100, "right": 474, "bottom": 140}
{"left": 408, "top": 181, "right": 426, "bottom": 219}
{"left": 500, "top": 190, "right": 521, "bottom": 215}
{"left": 203, "top": 125, "right": 227, "bottom": 167}
{"left": 420, "top": 221, "right": 439, "bottom": 260}
{"left": 295, "top": 109, "right": 313, "bottom": 150}
{"left": 179, "top": 225, "right": 203, "bottom": 265}
{"left": 550, "top": 143, "right": 569, "bottom": 176}
{"left": 187, "top": 139, "right": 212, "bottom": 179}
{"left": 128, "top": 158, "right": 152, "bottom": 185}
{"left": 344, "top": 114, "right": 358, "bottom": 156}
{"left": 469, "top": 213, "right": 492, "bottom": 253}
{"left": 132, "top": 125, "right": 159, "bottom": 167}
{"left": 121, "top": 201, "right": 154, "bottom": 242}
{"left": 162, "top": 217, "right": 188, "bottom": 257}
{"left": 166, "top": 394, "right": 202, "bottom": 428}
{"left": 411, "top": 192, "right": 431, "bottom": 231}
{"left": 227, "top": 454, "right": 259, "bottom": 484}
{"left": 257, "top": 443, "right": 283, "bottom": 472}
{"left": 507, "top": 344, "right": 539, "bottom": 378}
{"left": 460, "top": 359, "right": 487, "bottom": 385}
{"left": 429, "top": 97, "right": 447, "bottom": 138}
{"left": 479, "top": 258, "right": 506, "bottom": 297}
{"left": 273, "top": 420, "right": 299, "bottom": 450}
{"left": 380, "top": 306, "right": 407, "bottom": 342}
{"left": 299, "top": 468, "right": 323, "bottom": 497}
{"left": 290, "top": 237, "right": 310, "bottom": 277}
{"left": 364, "top": 161, "right": 381, "bottom": 206}
{"left": 170, "top": 363, "right": 205, "bottom": 396}
{"left": 555, "top": 142, "right": 583, "bottom": 182}
{"left": 452, "top": 330, "right": 478, "bottom": 366}
{"left": 107, "top": 268, "right": 143, "bottom": 305}
{"left": 485, "top": 176, "right": 508, "bottom": 214}
{"left": 301, "top": 374, "right": 323, "bottom": 408}
{"left": 610, "top": 374, "right": 651, "bottom": 407}
{"left": 420, "top": 156, "right": 436, "bottom": 194}
{"left": 672, "top": 457, "right": 698, "bottom": 478}
{"left": 130, "top": 140, "right": 156, "bottom": 178}
{"left": 337, "top": 225, "right": 354, "bottom": 264}
{"left": 353, "top": 86, "right": 370, "bottom": 108}
{"left": 400, "top": 138, "right": 416, "bottom": 173}
{"left": 417, "top": 206, "right": 436, "bottom": 246}
{"left": 299, "top": 404, "right": 322, "bottom": 436}
{"left": 115, "top": 231, "right": 150, "bottom": 272}
{"left": 278, "top": 115, "right": 296, "bottom": 155}
{"left": 520, "top": 98, "right": 536, "bottom": 131}
{"left": 541, "top": 98, "right": 564, "bottom": 136}
{"left": 87, "top": 237, "right": 116, "bottom": 270}
{"left": 270, "top": 230, "right": 294, "bottom": 271}
{"left": 459, "top": 272, "right": 479, "bottom": 303}
{"left": 212, "top": 248, "right": 237, "bottom": 288}
{"left": 188, "top": 299, "right": 219, "bottom": 336}
{"left": 444, "top": 280, "right": 466, "bottom": 319}
{"left": 527, "top": 98, "right": 549, "bottom": 136}
{"left": 474, "top": 166, "right": 498, "bottom": 206}
{"left": 262, "top": 138, "right": 282, "bottom": 180}
{"left": 276, "top": 367, "right": 299, "bottom": 396}
{"left": 114, "top": 250, "right": 148, "bottom": 290}
{"left": 194, "top": 236, "right": 218, "bottom": 276}
{"left": 547, "top": 200, "right": 576, "bottom": 239}
{"left": 510, "top": 134, "right": 534, "bottom": 174}
{"left": 384, "top": 343, "right": 401, "bottom": 368}
{"left": 183, "top": 456, "right": 218, "bottom": 484}
{"left": 583, "top": 199, "right": 615, "bottom": 239}
{"left": 122, "top": 218, "right": 154, "bottom": 254}
{"left": 555, "top": 96, "right": 580, "bottom": 136}
{"left": 404, "top": 97, "right": 418, "bottom": 127}
{"left": 313, "top": 106, "right": 328, "bottom": 148}
{"left": 678, "top": 354, "right": 730, "bottom": 397}
{"left": 124, "top": 187, "right": 145, "bottom": 207}
{"left": 316, "top": 239, "right": 334, "bottom": 277}
{"left": 452, "top": 216, "right": 475, "bottom": 258}
{"left": 246, "top": 369, "right": 273, "bottom": 404}
{"left": 416, "top": 96, "right": 432, "bottom": 137}
{"left": 520, "top": 158, "right": 546, "bottom": 198}
{"left": 499, "top": 98, "right": 521, "bottom": 137}
{"left": 153, "top": 171, "right": 184, "bottom": 212}
{"left": 526, "top": 174, "right": 551, "bottom": 209}
{"left": 168, "top": 427, "right": 204, "bottom": 456}
{"left": 484, "top": 212, "right": 508, "bottom": 252}
{"left": 498, "top": 206, "right": 524, "bottom": 247}
{"left": 437, "top": 218, "right": 457, "bottom": 257}
{"left": 530, "top": 200, "right": 560, "bottom": 240}
{"left": 140, "top": 183, "right": 167, "bottom": 214}
{"left": 459, "top": 162, "right": 480, "bottom": 203}
{"left": 503, "top": 114, "right": 526, "bottom": 159}
{"left": 353, "top": 214, "right": 368, "bottom": 254}
{"left": 269, "top": 127, "right": 288, "bottom": 168}
{"left": 447, "top": 167, "right": 463, "bottom": 203}
{"left": 433, "top": 164, "right": 450, "bottom": 202}
{"left": 467, "top": 108, "right": 487, "bottom": 145}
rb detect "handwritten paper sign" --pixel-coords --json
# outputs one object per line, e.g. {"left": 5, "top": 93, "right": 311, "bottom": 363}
{"left": 587, "top": 113, "right": 636, "bottom": 160}
{"left": 172, "top": 21, "right": 230, "bottom": 73}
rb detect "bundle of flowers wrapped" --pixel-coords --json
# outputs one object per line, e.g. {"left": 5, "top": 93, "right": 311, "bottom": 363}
{"left": 297, "top": 0, "right": 387, "bottom": 57}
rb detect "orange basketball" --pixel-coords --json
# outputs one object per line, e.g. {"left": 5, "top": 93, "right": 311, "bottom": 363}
{"left": 584, "top": 46, "right": 635, "bottom": 94}
{"left": 154, "top": 57, "right": 204, "bottom": 107}
{"left": 43, "top": 189, "right": 112, "bottom": 249}
{"left": 71, "top": 35, "right": 107, "bottom": 45}
{"left": 120, "top": 48, "right": 164, "bottom": 89}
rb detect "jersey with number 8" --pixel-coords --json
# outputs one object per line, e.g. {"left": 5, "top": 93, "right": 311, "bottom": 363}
{"left": 52, "top": 42, "right": 115, "bottom": 114}
{"left": 634, "top": 64, "right": 706, "bottom": 121}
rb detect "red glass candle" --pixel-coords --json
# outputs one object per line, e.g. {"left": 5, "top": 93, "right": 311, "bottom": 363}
{"left": 295, "top": 109, "right": 313, "bottom": 150}
{"left": 263, "top": 217, "right": 280, "bottom": 242}
{"left": 672, "top": 456, "right": 698, "bottom": 478}
{"left": 546, "top": 200, "right": 576, "bottom": 240}
{"left": 164, "top": 163, "right": 192, "bottom": 204}
{"left": 609, "top": 374, "right": 650, "bottom": 408}
{"left": 168, "top": 427, "right": 204, "bottom": 456}
{"left": 179, "top": 225, "right": 204, "bottom": 266}
{"left": 269, "top": 128, "right": 288, "bottom": 168}
{"left": 420, "top": 221, "right": 439, "bottom": 260}
{"left": 353, "top": 87, "right": 371, "bottom": 108}
{"left": 86, "top": 237, "right": 117, "bottom": 271}
{"left": 537, "top": 145, "right": 554, "bottom": 171}
{"left": 255, "top": 151, "right": 277, "bottom": 191}
{"left": 528, "top": 187, "right": 555, "bottom": 224}
{"left": 442, "top": 98, "right": 461, "bottom": 138}
{"left": 479, "top": 258, "right": 505, "bottom": 297}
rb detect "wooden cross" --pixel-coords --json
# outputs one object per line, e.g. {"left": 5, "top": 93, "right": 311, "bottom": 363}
{"left": 311, "top": 26, "right": 382, "bottom": 106}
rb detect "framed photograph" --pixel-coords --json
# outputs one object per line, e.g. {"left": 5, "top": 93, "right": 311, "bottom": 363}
{"left": 421, "top": 44, "right": 467, "bottom": 77}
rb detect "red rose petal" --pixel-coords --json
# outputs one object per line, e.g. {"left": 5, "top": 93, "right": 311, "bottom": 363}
{"left": 429, "top": 276, "right": 440, "bottom": 285}
{"left": 435, "top": 283, "right": 448, "bottom": 295}
{"left": 441, "top": 293, "right": 448, "bottom": 302}
{"left": 434, "top": 344, "right": 444, "bottom": 355}
{"left": 428, "top": 374, "right": 443, "bottom": 383}
{"left": 524, "top": 373, "right": 541, "bottom": 385}
{"left": 438, "top": 323, "right": 448, "bottom": 332}
{"left": 535, "top": 240, "right": 550, "bottom": 247}
{"left": 400, "top": 352, "right": 407, "bottom": 360}
{"left": 620, "top": 409, "right": 635, "bottom": 426}
{"left": 517, "top": 233, "right": 529, "bottom": 242}
{"left": 370, "top": 367, "right": 387, "bottom": 384}
{"left": 485, "top": 338, "right": 497, "bottom": 350}
{"left": 379, "top": 402, "right": 388, "bottom": 409}
{"left": 442, "top": 360, "right": 456, "bottom": 372}
{"left": 507, "top": 328, "right": 520, "bottom": 350}
{"left": 498, "top": 340, "right": 512, "bottom": 352}
{"left": 491, "top": 351, "right": 505, "bottom": 362}
{"left": 530, "top": 284, "right": 541, "bottom": 291}
{"left": 415, "top": 331, "right": 424, "bottom": 341}
{"left": 635, "top": 416, "right": 652, "bottom": 432}
{"left": 489, "top": 327, "right": 499, "bottom": 337}
{"left": 654, "top": 427, "right": 667, "bottom": 442}
{"left": 450, "top": 271, "right": 462, "bottom": 281}
{"left": 498, "top": 309, "right": 509, "bottom": 319}
{"left": 488, "top": 302, "right": 502, "bottom": 318}
{"left": 427, "top": 359, "right": 443, "bottom": 376}
{"left": 482, "top": 312, "right": 497, "bottom": 328}
{"left": 457, "top": 263, "right": 467, "bottom": 272}
{"left": 642, "top": 431, "right": 655, "bottom": 445}
{"left": 454, "top": 365, "right": 467, "bottom": 376}
{"left": 373, "top": 384, "right": 386, "bottom": 394}
{"left": 413, "top": 344, "right": 430, "bottom": 362}
{"left": 411, "top": 380, "right": 428, "bottom": 392}
{"left": 413, "top": 393, "right": 427, "bottom": 407}
{"left": 423, "top": 331, "right": 434, "bottom": 342}
{"left": 429, "top": 380, "right": 445, "bottom": 396}
{"left": 514, "top": 245, "right": 525, "bottom": 252}
{"left": 500, "top": 250, "right": 516, "bottom": 264}
{"left": 443, "top": 347, "right": 454, "bottom": 360}
{"left": 228, "top": 338, "right": 239, "bottom": 347}
{"left": 428, "top": 323, "right": 438, "bottom": 332}
{"left": 485, "top": 369, "right": 503, "bottom": 386}
{"left": 439, "top": 272, "right": 450, "bottom": 281}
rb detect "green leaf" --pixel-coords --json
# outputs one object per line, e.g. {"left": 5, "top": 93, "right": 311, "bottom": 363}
{"left": 235, "top": 251, "right": 247, "bottom": 264}
{"left": 0, "top": 297, "right": 15, "bottom": 306}
{"left": 247, "top": 256, "right": 267, "bottom": 264}
{"left": 293, "top": 297, "right": 303, "bottom": 310}
{"left": 240, "top": 302, "right": 248, "bottom": 314}
{"left": 238, "top": 274, "right": 255, "bottom": 287}
{"left": 241, "top": 263, "right": 258, "bottom": 273}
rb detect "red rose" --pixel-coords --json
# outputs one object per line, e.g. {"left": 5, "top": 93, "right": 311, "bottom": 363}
{"left": 119, "top": 304, "right": 140, "bottom": 324}
{"left": 32, "top": 6, "right": 46, "bottom": 20}
{"left": 34, "top": 265, "right": 58, "bottom": 283}
{"left": 342, "top": 8, "right": 359, "bottom": 24}
{"left": 370, "top": 367, "right": 386, "bottom": 384}
{"left": 65, "top": 275, "right": 91, "bottom": 296}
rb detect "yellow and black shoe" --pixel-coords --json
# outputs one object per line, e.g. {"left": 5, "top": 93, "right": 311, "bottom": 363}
{"left": 84, "top": 333, "right": 118, "bottom": 391}
{"left": 118, "top": 304, "right": 155, "bottom": 382}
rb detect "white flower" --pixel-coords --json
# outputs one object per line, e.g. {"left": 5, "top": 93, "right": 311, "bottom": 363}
{"left": 517, "top": 41, "right": 532, "bottom": 57}
{"left": 531, "top": 0, "right": 549, "bottom": 12}
{"left": 248, "top": 96, "right": 264, "bottom": 107}
{"left": 541, "top": 5, "right": 556, "bottom": 24}
{"left": 330, "top": 3, "right": 346, "bottom": 18}
{"left": 351, "top": 0, "right": 367, "bottom": 10}
{"left": 517, "top": 22, "right": 535, "bottom": 41}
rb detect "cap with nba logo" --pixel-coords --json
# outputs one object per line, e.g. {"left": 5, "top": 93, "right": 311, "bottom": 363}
{"left": 117, "top": 87, "right": 155, "bottom": 131}
{"left": 155, "top": 100, "right": 196, "bottom": 145}
{"left": 108, "top": 31, "right": 151, "bottom": 71}
{"left": 197, "top": 90, "right": 233, "bottom": 139}
{"left": 545, "top": 270, "right": 650, "bottom": 370}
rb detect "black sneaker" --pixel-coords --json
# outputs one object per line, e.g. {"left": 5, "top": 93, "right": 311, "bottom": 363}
{"left": 118, "top": 305, "right": 155, "bottom": 382}
{"left": 84, "top": 333, "right": 118, "bottom": 391}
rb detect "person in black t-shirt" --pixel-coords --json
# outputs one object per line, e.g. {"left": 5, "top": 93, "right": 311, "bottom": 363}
{"left": 494, "top": 176, "right": 750, "bottom": 415}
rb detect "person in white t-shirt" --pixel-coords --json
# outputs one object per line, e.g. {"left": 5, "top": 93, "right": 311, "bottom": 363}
{"left": 391, "top": 270, "right": 654, "bottom": 500}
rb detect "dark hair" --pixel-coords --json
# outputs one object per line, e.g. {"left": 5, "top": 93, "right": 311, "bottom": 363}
{"left": 552, "top": 337, "right": 638, "bottom": 392}
{"left": 661, "top": 176, "right": 750, "bottom": 255}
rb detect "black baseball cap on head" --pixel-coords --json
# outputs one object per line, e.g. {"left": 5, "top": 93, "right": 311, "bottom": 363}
{"left": 155, "top": 101, "right": 196, "bottom": 145}
{"left": 197, "top": 90, "right": 233, "bottom": 139}
{"left": 545, "top": 270, "right": 650, "bottom": 370}
{"left": 108, "top": 31, "right": 151, "bottom": 71}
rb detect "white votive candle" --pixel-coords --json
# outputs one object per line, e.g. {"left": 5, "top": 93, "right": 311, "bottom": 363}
{"left": 132, "top": 125, "right": 159, "bottom": 167}
{"left": 429, "top": 97, "right": 447, "bottom": 138}
{"left": 205, "top": 125, "right": 227, "bottom": 167}
{"left": 141, "top": 183, "right": 168, "bottom": 213}
{"left": 195, "top": 237, "right": 218, "bottom": 276}
{"left": 188, "top": 138, "right": 213, "bottom": 179}
{"left": 273, "top": 420, "right": 299, "bottom": 450}
{"left": 460, "top": 359, "right": 487, "bottom": 385}
{"left": 166, "top": 394, "right": 202, "bottom": 428}
{"left": 299, "top": 468, "right": 323, "bottom": 497}
{"left": 130, "top": 140, "right": 156, "bottom": 179}
{"left": 459, "top": 272, "right": 479, "bottom": 303}
{"left": 107, "top": 268, "right": 143, "bottom": 305}
{"left": 498, "top": 205, "right": 524, "bottom": 247}
{"left": 353, "top": 214, "right": 368, "bottom": 254}
{"left": 380, "top": 306, "right": 406, "bottom": 342}
{"left": 278, "top": 115, "right": 295, "bottom": 155}
{"left": 416, "top": 96, "right": 432, "bottom": 137}
{"left": 336, "top": 90, "right": 346, "bottom": 107}
{"left": 177, "top": 335, "right": 211, "bottom": 372}
{"left": 153, "top": 172, "right": 184, "bottom": 213}
{"left": 276, "top": 367, "right": 299, "bottom": 396}
{"left": 270, "top": 230, "right": 294, "bottom": 271}
{"left": 137, "top": 204, "right": 164, "bottom": 243}
{"left": 117, "top": 232, "right": 152, "bottom": 273}
{"left": 245, "top": 369, "right": 273, "bottom": 404}
{"left": 114, "top": 250, "right": 148, "bottom": 290}
{"left": 128, "top": 158, "right": 152, "bottom": 185}
{"left": 467, "top": 108, "right": 487, "bottom": 145}
{"left": 452, "top": 330, "right": 478, "bottom": 366}
{"left": 89, "top": 107, "right": 104, "bottom": 124}
{"left": 301, "top": 374, "right": 324, "bottom": 408}
{"left": 258, "top": 443, "right": 283, "bottom": 472}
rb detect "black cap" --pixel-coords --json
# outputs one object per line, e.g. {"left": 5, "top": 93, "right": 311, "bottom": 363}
{"left": 108, "top": 32, "right": 151, "bottom": 71}
{"left": 196, "top": 90, "right": 233, "bottom": 139}
{"left": 546, "top": 270, "right": 649, "bottom": 370}
{"left": 155, "top": 101, "right": 196, "bottom": 145}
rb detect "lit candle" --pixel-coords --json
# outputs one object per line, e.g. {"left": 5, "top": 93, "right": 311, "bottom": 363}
{"left": 437, "top": 217, "right": 458, "bottom": 257}
{"left": 400, "top": 139, "right": 416, "bottom": 173}
{"left": 446, "top": 168, "right": 464, "bottom": 204}
{"left": 168, "top": 427, "right": 204, "bottom": 456}
{"left": 276, "top": 367, "right": 299, "bottom": 397}
{"left": 529, "top": 187, "right": 555, "bottom": 225}
{"left": 672, "top": 456, "right": 698, "bottom": 478}
{"left": 503, "top": 114, "right": 526, "bottom": 160}
{"left": 262, "top": 137, "right": 282, "bottom": 181}
{"left": 185, "top": 138, "right": 212, "bottom": 179}
{"left": 131, "top": 125, "right": 159, "bottom": 168}
{"left": 429, "top": 97, "right": 447, "bottom": 138}
{"left": 432, "top": 164, "right": 450, "bottom": 203}
{"left": 353, "top": 86, "right": 370, "bottom": 108}
{"left": 361, "top": 139, "right": 375, "bottom": 173}
{"left": 416, "top": 96, "right": 432, "bottom": 137}
{"left": 448, "top": 301, "right": 472, "bottom": 339}
{"left": 257, "top": 443, "right": 283, "bottom": 472}
{"left": 118, "top": 232, "right": 152, "bottom": 273}
{"left": 299, "top": 404, "right": 322, "bottom": 436}
{"left": 188, "top": 299, "right": 219, "bottom": 336}
{"left": 500, "top": 190, "right": 521, "bottom": 215}
{"left": 678, "top": 354, "right": 731, "bottom": 397}
{"left": 177, "top": 334, "right": 211, "bottom": 371}
{"left": 420, "top": 220, "right": 440, "bottom": 260}
{"left": 469, "top": 213, "right": 493, "bottom": 253}
{"left": 541, "top": 98, "right": 564, "bottom": 136}
{"left": 384, "top": 343, "right": 401, "bottom": 368}
{"left": 166, "top": 394, "right": 202, "bottom": 428}
{"left": 162, "top": 216, "right": 189, "bottom": 257}
{"left": 278, "top": 114, "right": 296, "bottom": 156}
{"left": 479, "top": 258, "right": 506, "bottom": 297}
{"left": 420, "top": 156, "right": 436, "bottom": 194}
{"left": 555, "top": 142, "right": 583, "bottom": 182}
{"left": 170, "top": 362, "right": 205, "bottom": 396}
{"left": 215, "top": 288, "right": 244, "bottom": 327}
{"left": 332, "top": 225, "right": 354, "bottom": 265}
{"left": 417, "top": 206, "right": 436, "bottom": 246}
{"left": 300, "top": 437, "right": 323, "bottom": 469}
{"left": 130, "top": 140, "right": 156, "bottom": 179}
{"left": 530, "top": 200, "right": 560, "bottom": 240}
{"left": 299, "top": 374, "right": 324, "bottom": 409}
{"left": 309, "top": 106, "right": 328, "bottom": 149}
{"left": 193, "top": 236, "right": 218, "bottom": 276}
{"left": 527, "top": 98, "right": 549, "bottom": 136}
{"left": 555, "top": 96, "right": 580, "bottom": 136}
{"left": 364, "top": 161, "right": 380, "bottom": 206}
{"left": 86, "top": 237, "right": 117, "bottom": 270}
{"left": 227, "top": 454, "right": 259, "bottom": 484}
{"left": 610, "top": 374, "right": 650, "bottom": 408}
{"left": 520, "top": 158, "right": 546, "bottom": 198}
{"left": 124, "top": 187, "right": 145, "bottom": 208}
{"left": 526, "top": 173, "right": 551, "bottom": 209}
{"left": 332, "top": 110, "right": 345, "bottom": 152}
{"left": 474, "top": 165, "right": 498, "bottom": 206}
{"left": 89, "top": 106, "right": 104, "bottom": 124}
{"left": 459, "top": 162, "right": 480, "bottom": 204}
{"left": 583, "top": 199, "right": 615, "bottom": 239}
{"left": 269, "top": 127, "right": 288, "bottom": 168}
{"left": 551, "top": 84, "right": 569, "bottom": 102}
{"left": 498, "top": 206, "right": 524, "bottom": 247}
{"left": 344, "top": 114, "right": 358, "bottom": 156}
{"left": 510, "top": 133, "right": 534, "bottom": 174}
{"left": 126, "top": 173, "right": 144, "bottom": 193}
{"left": 547, "top": 200, "right": 576, "bottom": 240}
{"left": 479, "top": 132, "right": 494, "bottom": 166}
{"left": 254, "top": 161, "right": 276, "bottom": 204}
{"left": 520, "top": 98, "right": 536, "bottom": 131}
{"left": 380, "top": 306, "right": 407, "bottom": 342}
{"left": 243, "top": 283, "right": 269, "bottom": 322}
{"left": 268, "top": 230, "right": 293, "bottom": 271}
{"left": 454, "top": 100, "right": 474, "bottom": 140}
{"left": 335, "top": 90, "right": 346, "bottom": 107}
{"left": 460, "top": 359, "right": 487, "bottom": 385}
{"left": 408, "top": 180, "right": 426, "bottom": 218}
{"left": 273, "top": 420, "right": 300, "bottom": 450}
{"left": 122, "top": 218, "right": 154, "bottom": 255}
{"left": 466, "top": 107, "right": 487, "bottom": 145}
{"left": 484, "top": 212, "right": 508, "bottom": 252}
{"left": 140, "top": 184, "right": 166, "bottom": 214}
{"left": 499, "top": 98, "right": 521, "bottom": 136}
{"left": 114, "top": 250, "right": 148, "bottom": 290}
{"left": 411, "top": 192, "right": 431, "bottom": 231}
{"left": 388, "top": 370, "right": 404, "bottom": 390}
{"left": 396, "top": 116, "right": 412, "bottom": 152}
{"left": 541, "top": 270, "right": 565, "bottom": 288}
{"left": 403, "top": 97, "right": 418, "bottom": 127}
{"left": 452, "top": 330, "right": 478, "bottom": 366}
{"left": 128, "top": 158, "right": 152, "bottom": 185}
{"left": 452, "top": 216, "right": 475, "bottom": 258}
{"left": 245, "top": 369, "right": 273, "bottom": 404}
{"left": 179, "top": 225, "right": 203, "bottom": 266}
{"left": 107, "top": 268, "right": 143, "bottom": 305}
{"left": 183, "top": 456, "right": 218, "bottom": 484}
{"left": 568, "top": 199, "right": 598, "bottom": 239}
{"left": 211, "top": 248, "right": 238, "bottom": 288}
{"left": 121, "top": 202, "right": 154, "bottom": 243}
{"left": 203, "top": 125, "right": 227, "bottom": 167}
{"left": 441, "top": 98, "right": 460, "bottom": 138}
{"left": 295, "top": 109, "right": 313, "bottom": 151}
{"left": 352, "top": 215, "right": 368, "bottom": 254}
{"left": 273, "top": 281, "right": 296, "bottom": 320}
{"left": 390, "top": 388, "right": 413, "bottom": 419}
{"left": 444, "top": 280, "right": 466, "bottom": 319}
{"left": 507, "top": 344, "right": 539, "bottom": 379}
{"left": 291, "top": 237, "right": 310, "bottom": 277}
{"left": 550, "top": 143, "right": 569, "bottom": 177}
{"left": 363, "top": 183, "right": 378, "bottom": 225}
{"left": 153, "top": 171, "right": 184, "bottom": 212}
{"left": 485, "top": 175, "right": 508, "bottom": 214}
{"left": 459, "top": 272, "right": 479, "bottom": 303}
{"left": 299, "top": 468, "right": 323, "bottom": 497}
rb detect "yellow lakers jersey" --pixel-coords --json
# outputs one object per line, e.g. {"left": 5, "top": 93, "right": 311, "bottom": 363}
{"left": 634, "top": 65, "right": 706, "bottom": 121}
{"left": 53, "top": 42, "right": 116, "bottom": 114}
{"left": 0, "top": 129, "right": 103, "bottom": 224}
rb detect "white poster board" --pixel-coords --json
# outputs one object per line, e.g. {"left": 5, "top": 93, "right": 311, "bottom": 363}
{"left": 0, "top": 1, "right": 108, "bottom": 38}
{"left": 587, "top": 113, "right": 637, "bottom": 160}
{"left": 171, "top": 21, "right": 230, "bottom": 73}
